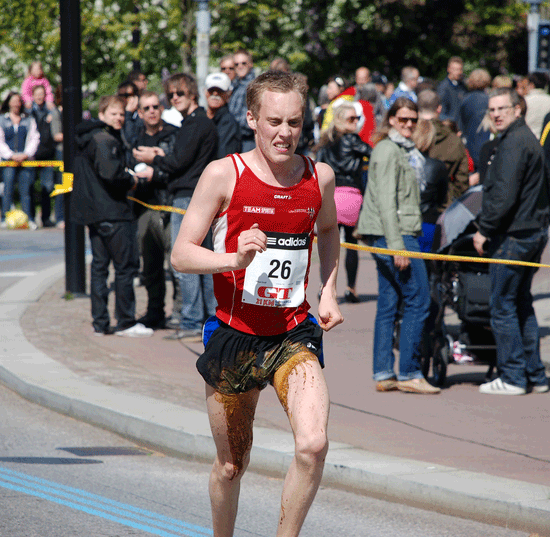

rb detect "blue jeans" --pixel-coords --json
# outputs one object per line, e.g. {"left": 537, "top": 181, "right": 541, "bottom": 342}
{"left": 1, "top": 166, "right": 35, "bottom": 222}
{"left": 369, "top": 235, "right": 430, "bottom": 381}
{"left": 488, "top": 229, "right": 549, "bottom": 389}
{"left": 171, "top": 196, "right": 217, "bottom": 331}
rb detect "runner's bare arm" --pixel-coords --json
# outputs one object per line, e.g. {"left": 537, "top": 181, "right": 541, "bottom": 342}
{"left": 171, "top": 158, "right": 267, "bottom": 275}
{"left": 315, "top": 162, "right": 344, "bottom": 331}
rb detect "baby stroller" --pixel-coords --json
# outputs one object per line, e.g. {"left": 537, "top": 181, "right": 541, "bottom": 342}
{"left": 422, "top": 186, "right": 496, "bottom": 386}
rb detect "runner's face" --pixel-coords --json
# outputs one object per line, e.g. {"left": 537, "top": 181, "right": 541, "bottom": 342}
{"left": 248, "top": 90, "right": 303, "bottom": 164}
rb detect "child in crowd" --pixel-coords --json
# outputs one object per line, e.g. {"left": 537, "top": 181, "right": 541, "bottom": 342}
{"left": 21, "top": 61, "right": 54, "bottom": 110}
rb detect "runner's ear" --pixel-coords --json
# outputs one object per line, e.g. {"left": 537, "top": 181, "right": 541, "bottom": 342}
{"left": 246, "top": 110, "right": 257, "bottom": 132}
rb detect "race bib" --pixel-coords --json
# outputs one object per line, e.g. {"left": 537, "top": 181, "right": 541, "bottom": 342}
{"left": 242, "top": 231, "right": 310, "bottom": 308}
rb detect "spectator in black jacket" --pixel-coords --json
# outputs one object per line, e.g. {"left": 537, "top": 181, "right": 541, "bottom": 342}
{"left": 130, "top": 91, "right": 178, "bottom": 329}
{"left": 315, "top": 102, "right": 371, "bottom": 303}
{"left": 204, "top": 72, "right": 241, "bottom": 159}
{"left": 474, "top": 88, "right": 550, "bottom": 396}
{"left": 70, "top": 95, "right": 153, "bottom": 338}
{"left": 136, "top": 73, "right": 218, "bottom": 341}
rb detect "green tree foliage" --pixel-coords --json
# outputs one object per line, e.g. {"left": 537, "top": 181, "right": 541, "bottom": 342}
{"left": 0, "top": 0, "right": 534, "bottom": 106}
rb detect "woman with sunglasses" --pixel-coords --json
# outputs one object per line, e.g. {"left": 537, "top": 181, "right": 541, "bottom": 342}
{"left": 315, "top": 103, "right": 371, "bottom": 303}
{"left": 355, "top": 97, "right": 439, "bottom": 394}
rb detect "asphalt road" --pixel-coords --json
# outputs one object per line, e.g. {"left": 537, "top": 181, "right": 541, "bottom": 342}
{"left": 0, "top": 383, "right": 530, "bottom": 537}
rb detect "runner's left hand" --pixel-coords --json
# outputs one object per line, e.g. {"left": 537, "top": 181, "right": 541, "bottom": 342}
{"left": 318, "top": 291, "right": 344, "bottom": 332}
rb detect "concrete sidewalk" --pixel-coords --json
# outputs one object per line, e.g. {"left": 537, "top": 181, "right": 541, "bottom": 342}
{"left": 1, "top": 262, "right": 549, "bottom": 535}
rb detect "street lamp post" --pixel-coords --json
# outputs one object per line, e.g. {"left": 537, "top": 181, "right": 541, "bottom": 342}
{"left": 526, "top": 0, "right": 544, "bottom": 72}
{"left": 195, "top": 0, "right": 210, "bottom": 106}
{"left": 60, "top": 0, "right": 86, "bottom": 295}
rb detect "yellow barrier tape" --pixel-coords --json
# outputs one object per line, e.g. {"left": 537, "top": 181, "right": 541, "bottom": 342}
{"left": 127, "top": 197, "right": 187, "bottom": 215}
{"left": 340, "top": 241, "right": 550, "bottom": 270}
{"left": 55, "top": 185, "right": 550, "bottom": 270}
{"left": 0, "top": 160, "right": 69, "bottom": 196}
{"left": 0, "top": 160, "right": 64, "bottom": 169}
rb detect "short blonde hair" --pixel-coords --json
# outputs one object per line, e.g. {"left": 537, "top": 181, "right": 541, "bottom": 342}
{"left": 466, "top": 69, "right": 491, "bottom": 91}
{"left": 246, "top": 70, "right": 308, "bottom": 119}
{"left": 492, "top": 75, "right": 513, "bottom": 89}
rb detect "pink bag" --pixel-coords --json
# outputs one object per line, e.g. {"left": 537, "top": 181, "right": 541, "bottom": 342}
{"left": 334, "top": 186, "right": 363, "bottom": 227}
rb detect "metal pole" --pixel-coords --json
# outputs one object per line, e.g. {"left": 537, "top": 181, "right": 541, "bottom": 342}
{"left": 528, "top": 4, "right": 541, "bottom": 72}
{"left": 133, "top": 3, "right": 141, "bottom": 71}
{"left": 195, "top": 0, "right": 210, "bottom": 107}
{"left": 60, "top": 0, "right": 86, "bottom": 295}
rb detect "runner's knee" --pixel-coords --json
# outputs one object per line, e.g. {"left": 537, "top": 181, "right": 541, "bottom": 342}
{"left": 294, "top": 431, "right": 328, "bottom": 468}
{"left": 215, "top": 455, "right": 250, "bottom": 481}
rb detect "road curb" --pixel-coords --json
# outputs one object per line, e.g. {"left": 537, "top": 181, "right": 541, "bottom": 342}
{"left": 0, "top": 265, "right": 549, "bottom": 534}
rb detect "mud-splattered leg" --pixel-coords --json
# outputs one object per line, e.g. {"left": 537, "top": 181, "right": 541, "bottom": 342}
{"left": 273, "top": 351, "right": 330, "bottom": 537}
{"left": 206, "top": 383, "right": 260, "bottom": 537}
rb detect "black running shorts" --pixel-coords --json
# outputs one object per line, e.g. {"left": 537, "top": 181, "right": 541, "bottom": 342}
{"left": 197, "top": 314, "right": 324, "bottom": 395}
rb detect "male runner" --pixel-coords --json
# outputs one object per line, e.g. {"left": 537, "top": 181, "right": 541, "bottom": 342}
{"left": 171, "top": 70, "right": 343, "bottom": 537}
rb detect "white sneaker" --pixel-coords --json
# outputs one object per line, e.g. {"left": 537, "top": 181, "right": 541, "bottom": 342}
{"left": 114, "top": 322, "right": 154, "bottom": 338}
{"left": 0, "top": 221, "right": 6, "bottom": 229}
{"left": 28, "top": 221, "right": 38, "bottom": 231}
{"left": 479, "top": 377, "right": 526, "bottom": 395}
{"left": 532, "top": 384, "right": 549, "bottom": 394}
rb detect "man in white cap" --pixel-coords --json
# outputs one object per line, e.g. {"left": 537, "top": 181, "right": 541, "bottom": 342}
{"left": 205, "top": 72, "right": 242, "bottom": 159}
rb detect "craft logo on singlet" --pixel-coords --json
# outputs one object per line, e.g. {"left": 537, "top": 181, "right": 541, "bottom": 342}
{"left": 266, "top": 232, "right": 310, "bottom": 250}
{"left": 243, "top": 206, "right": 275, "bottom": 215}
{"left": 288, "top": 207, "right": 316, "bottom": 220}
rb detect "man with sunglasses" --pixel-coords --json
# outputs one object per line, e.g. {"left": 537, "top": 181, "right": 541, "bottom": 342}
{"left": 135, "top": 73, "right": 218, "bottom": 341}
{"left": 129, "top": 91, "right": 178, "bottom": 329}
{"left": 228, "top": 49, "right": 256, "bottom": 151}
{"left": 417, "top": 89, "right": 469, "bottom": 206}
{"left": 219, "top": 55, "right": 236, "bottom": 85}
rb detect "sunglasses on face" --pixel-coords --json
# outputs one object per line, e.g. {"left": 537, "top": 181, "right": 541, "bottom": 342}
{"left": 396, "top": 116, "right": 418, "bottom": 125}
{"left": 168, "top": 91, "right": 187, "bottom": 99}
{"left": 118, "top": 92, "right": 135, "bottom": 98}
{"left": 346, "top": 116, "right": 360, "bottom": 122}
{"left": 142, "top": 104, "right": 160, "bottom": 111}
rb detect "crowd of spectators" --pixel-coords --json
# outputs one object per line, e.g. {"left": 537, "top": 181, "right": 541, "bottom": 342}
{"left": 1, "top": 53, "right": 548, "bottom": 397}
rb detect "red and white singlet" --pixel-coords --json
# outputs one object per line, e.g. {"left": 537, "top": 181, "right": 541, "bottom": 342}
{"left": 211, "top": 153, "right": 322, "bottom": 336}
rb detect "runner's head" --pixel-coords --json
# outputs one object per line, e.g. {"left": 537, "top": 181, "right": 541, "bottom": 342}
{"left": 246, "top": 70, "right": 308, "bottom": 120}
{"left": 246, "top": 72, "right": 306, "bottom": 163}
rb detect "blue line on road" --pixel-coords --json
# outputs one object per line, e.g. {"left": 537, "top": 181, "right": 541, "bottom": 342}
{"left": 0, "top": 467, "right": 213, "bottom": 537}
{"left": 0, "top": 253, "right": 44, "bottom": 261}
